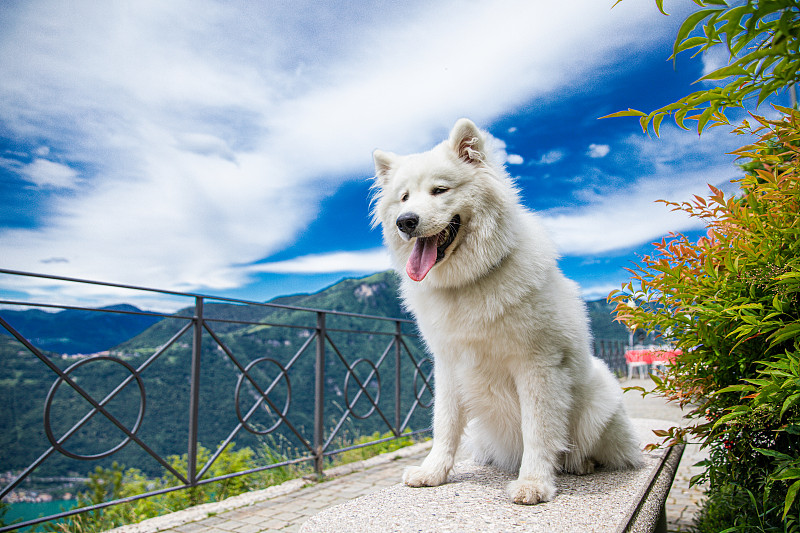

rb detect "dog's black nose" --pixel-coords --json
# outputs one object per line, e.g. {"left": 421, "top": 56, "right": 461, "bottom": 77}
{"left": 396, "top": 213, "right": 419, "bottom": 235}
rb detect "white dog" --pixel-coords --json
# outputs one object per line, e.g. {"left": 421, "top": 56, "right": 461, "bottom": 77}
{"left": 371, "top": 119, "right": 642, "bottom": 505}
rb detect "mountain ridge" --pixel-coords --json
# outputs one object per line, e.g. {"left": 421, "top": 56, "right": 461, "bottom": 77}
{"left": 1, "top": 270, "right": 628, "bottom": 355}
{"left": 0, "top": 304, "right": 161, "bottom": 355}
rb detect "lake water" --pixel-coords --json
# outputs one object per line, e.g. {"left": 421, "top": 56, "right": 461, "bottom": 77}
{"left": 4, "top": 500, "right": 77, "bottom": 531}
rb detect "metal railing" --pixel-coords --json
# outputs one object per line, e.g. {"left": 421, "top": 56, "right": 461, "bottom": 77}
{"left": 0, "top": 269, "right": 433, "bottom": 531}
{"left": 0, "top": 268, "right": 629, "bottom": 531}
{"left": 593, "top": 338, "right": 628, "bottom": 376}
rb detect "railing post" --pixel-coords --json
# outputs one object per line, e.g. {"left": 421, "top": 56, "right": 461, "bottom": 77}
{"left": 313, "top": 311, "right": 326, "bottom": 477}
{"left": 188, "top": 296, "right": 203, "bottom": 487}
{"left": 394, "top": 321, "right": 402, "bottom": 436}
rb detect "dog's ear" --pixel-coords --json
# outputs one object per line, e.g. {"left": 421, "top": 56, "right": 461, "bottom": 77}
{"left": 373, "top": 149, "right": 396, "bottom": 183}
{"left": 449, "top": 118, "right": 485, "bottom": 166}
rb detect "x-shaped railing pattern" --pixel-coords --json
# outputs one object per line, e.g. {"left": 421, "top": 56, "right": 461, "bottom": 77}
{"left": 0, "top": 269, "right": 433, "bottom": 532}
{"left": 321, "top": 326, "right": 434, "bottom": 455}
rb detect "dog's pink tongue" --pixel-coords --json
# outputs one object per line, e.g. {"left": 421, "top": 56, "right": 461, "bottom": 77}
{"left": 406, "top": 236, "right": 438, "bottom": 282}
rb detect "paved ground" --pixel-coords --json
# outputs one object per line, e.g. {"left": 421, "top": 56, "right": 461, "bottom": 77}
{"left": 111, "top": 377, "right": 706, "bottom": 533}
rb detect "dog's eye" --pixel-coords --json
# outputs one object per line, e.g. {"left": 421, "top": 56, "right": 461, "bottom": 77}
{"left": 431, "top": 187, "right": 448, "bottom": 196}
{"left": 401, "top": 192, "right": 409, "bottom": 202}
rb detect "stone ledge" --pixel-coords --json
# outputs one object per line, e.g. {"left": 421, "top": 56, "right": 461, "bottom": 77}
{"left": 301, "top": 419, "right": 683, "bottom": 533}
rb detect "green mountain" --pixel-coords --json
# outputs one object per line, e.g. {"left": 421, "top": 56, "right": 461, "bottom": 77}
{"left": 0, "top": 270, "right": 627, "bottom": 483}
{"left": 586, "top": 299, "right": 630, "bottom": 344}
{"left": 117, "top": 271, "right": 410, "bottom": 352}
{"left": 0, "top": 304, "right": 161, "bottom": 355}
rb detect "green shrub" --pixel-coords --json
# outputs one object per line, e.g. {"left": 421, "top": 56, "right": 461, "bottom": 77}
{"left": 46, "top": 442, "right": 286, "bottom": 532}
{"left": 610, "top": 109, "right": 800, "bottom": 531}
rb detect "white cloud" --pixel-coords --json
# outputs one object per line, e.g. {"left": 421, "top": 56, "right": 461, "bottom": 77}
{"left": 0, "top": 270, "right": 191, "bottom": 313}
{"left": 19, "top": 159, "right": 81, "bottom": 189}
{"left": 542, "top": 190, "right": 701, "bottom": 256}
{"left": 506, "top": 154, "right": 524, "bottom": 165}
{"left": 247, "top": 249, "right": 391, "bottom": 275}
{"left": 587, "top": 143, "right": 610, "bottom": 158}
{"left": 702, "top": 46, "right": 731, "bottom": 80}
{"left": 536, "top": 150, "right": 565, "bottom": 165}
{"left": 542, "top": 124, "right": 746, "bottom": 255}
{"left": 0, "top": 0, "right": 680, "bottom": 302}
{"left": 174, "top": 133, "right": 237, "bottom": 162}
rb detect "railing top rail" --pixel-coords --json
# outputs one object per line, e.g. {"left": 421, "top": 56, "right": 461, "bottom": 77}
{"left": 0, "top": 268, "right": 416, "bottom": 325}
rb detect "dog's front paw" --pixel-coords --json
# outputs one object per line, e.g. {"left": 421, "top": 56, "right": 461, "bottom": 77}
{"left": 506, "top": 478, "right": 556, "bottom": 505}
{"left": 403, "top": 464, "right": 448, "bottom": 487}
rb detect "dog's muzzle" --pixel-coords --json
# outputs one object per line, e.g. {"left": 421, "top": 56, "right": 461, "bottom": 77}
{"left": 400, "top": 214, "right": 461, "bottom": 282}
{"left": 396, "top": 212, "right": 419, "bottom": 236}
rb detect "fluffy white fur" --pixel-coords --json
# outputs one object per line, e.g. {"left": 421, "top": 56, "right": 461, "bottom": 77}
{"left": 371, "top": 118, "right": 642, "bottom": 505}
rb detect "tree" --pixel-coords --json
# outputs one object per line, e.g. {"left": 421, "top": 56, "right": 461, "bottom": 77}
{"left": 607, "top": 0, "right": 800, "bottom": 134}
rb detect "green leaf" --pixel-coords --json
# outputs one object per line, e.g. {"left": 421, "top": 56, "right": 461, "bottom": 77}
{"left": 772, "top": 294, "right": 786, "bottom": 313}
{"left": 742, "top": 377, "right": 772, "bottom": 388}
{"left": 652, "top": 113, "right": 666, "bottom": 137}
{"left": 713, "top": 409, "right": 747, "bottom": 429}
{"left": 755, "top": 448, "right": 794, "bottom": 461}
{"left": 675, "top": 107, "right": 689, "bottom": 130}
{"left": 699, "top": 64, "right": 749, "bottom": 81}
{"left": 674, "top": 35, "right": 711, "bottom": 55}
{"left": 769, "top": 323, "right": 800, "bottom": 346}
{"left": 600, "top": 108, "right": 647, "bottom": 119}
{"left": 785, "top": 480, "right": 800, "bottom": 520}
{"left": 773, "top": 468, "right": 800, "bottom": 481}
{"left": 686, "top": 90, "right": 727, "bottom": 106}
{"left": 697, "top": 107, "right": 712, "bottom": 133}
{"left": 781, "top": 393, "right": 800, "bottom": 419}
{"left": 725, "top": 303, "right": 764, "bottom": 312}
{"left": 714, "top": 383, "right": 756, "bottom": 395}
{"left": 674, "top": 8, "right": 726, "bottom": 59}
{"left": 720, "top": 5, "right": 749, "bottom": 49}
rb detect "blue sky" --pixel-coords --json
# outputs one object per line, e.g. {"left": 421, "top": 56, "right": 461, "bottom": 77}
{"left": 0, "top": 0, "right": 791, "bottom": 311}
